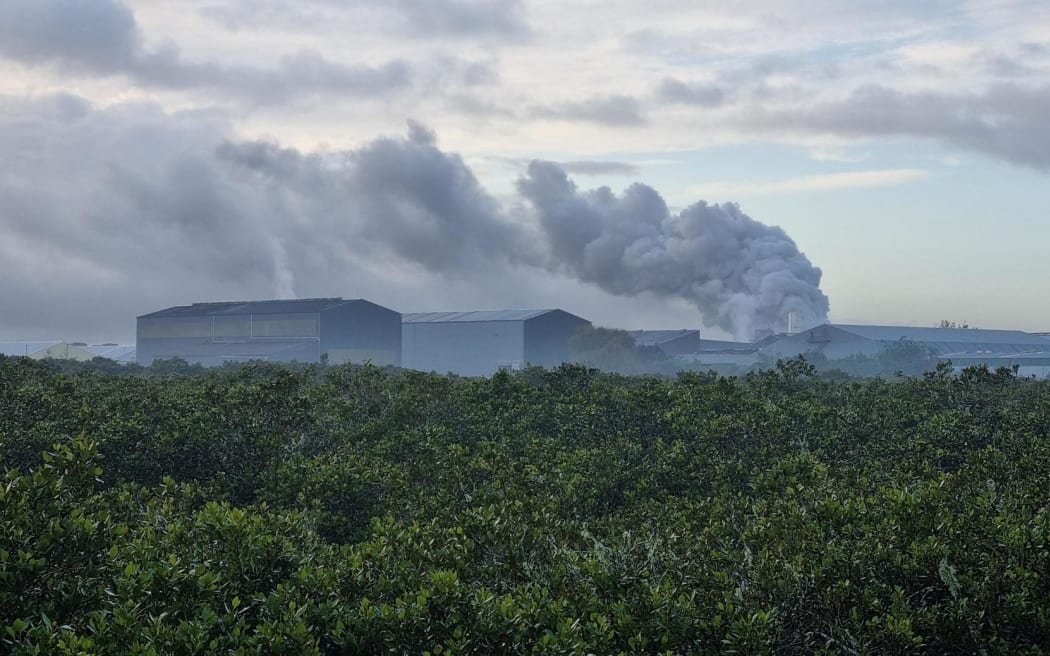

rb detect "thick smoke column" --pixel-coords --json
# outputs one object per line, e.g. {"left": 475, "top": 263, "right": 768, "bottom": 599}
{"left": 518, "top": 161, "right": 829, "bottom": 340}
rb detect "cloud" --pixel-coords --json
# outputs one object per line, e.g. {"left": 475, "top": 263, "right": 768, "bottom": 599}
{"left": 738, "top": 83, "right": 1050, "bottom": 171}
{"left": 388, "top": 0, "right": 528, "bottom": 38}
{"left": 0, "top": 0, "right": 140, "bottom": 72}
{"left": 557, "top": 160, "right": 640, "bottom": 176}
{"left": 689, "top": 168, "right": 930, "bottom": 196}
{"left": 530, "top": 95, "right": 646, "bottom": 126}
{"left": 0, "top": 0, "right": 415, "bottom": 104}
{"left": 199, "top": 0, "right": 529, "bottom": 39}
{"left": 657, "top": 78, "right": 726, "bottom": 107}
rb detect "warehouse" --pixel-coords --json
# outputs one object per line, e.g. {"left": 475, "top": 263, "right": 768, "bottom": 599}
{"left": 628, "top": 329, "right": 700, "bottom": 356}
{"left": 137, "top": 298, "right": 400, "bottom": 366}
{"left": 84, "top": 344, "right": 137, "bottom": 364}
{"left": 402, "top": 309, "right": 590, "bottom": 376}
{"left": 0, "top": 341, "right": 96, "bottom": 361}
{"left": 763, "top": 323, "right": 1050, "bottom": 361}
{"left": 944, "top": 351, "right": 1050, "bottom": 378}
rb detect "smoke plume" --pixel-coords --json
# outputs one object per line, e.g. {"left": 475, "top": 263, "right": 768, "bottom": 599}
{"left": 0, "top": 95, "right": 827, "bottom": 341}
{"left": 517, "top": 162, "right": 829, "bottom": 340}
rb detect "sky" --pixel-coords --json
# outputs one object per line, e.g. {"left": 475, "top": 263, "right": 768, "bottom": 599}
{"left": 1, "top": 0, "right": 1049, "bottom": 343}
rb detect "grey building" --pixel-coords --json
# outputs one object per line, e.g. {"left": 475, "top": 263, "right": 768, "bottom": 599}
{"left": 137, "top": 298, "right": 400, "bottom": 366}
{"left": 402, "top": 309, "right": 590, "bottom": 376}
{"left": 763, "top": 323, "right": 1050, "bottom": 361}
{"left": 629, "top": 329, "right": 701, "bottom": 356}
{"left": 84, "top": 344, "right": 137, "bottom": 364}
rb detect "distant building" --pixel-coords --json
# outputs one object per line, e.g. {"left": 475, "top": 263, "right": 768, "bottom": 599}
{"left": 629, "top": 329, "right": 700, "bottom": 356}
{"left": 137, "top": 298, "right": 400, "bottom": 366}
{"left": 84, "top": 344, "right": 137, "bottom": 364}
{"left": 944, "top": 351, "right": 1050, "bottom": 378}
{"left": 402, "top": 309, "right": 590, "bottom": 376}
{"left": 0, "top": 341, "right": 96, "bottom": 361}
{"left": 673, "top": 338, "right": 764, "bottom": 368}
{"left": 764, "top": 323, "right": 1050, "bottom": 361}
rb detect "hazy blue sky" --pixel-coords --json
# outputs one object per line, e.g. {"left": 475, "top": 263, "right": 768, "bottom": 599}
{"left": 1, "top": 0, "right": 1048, "bottom": 342}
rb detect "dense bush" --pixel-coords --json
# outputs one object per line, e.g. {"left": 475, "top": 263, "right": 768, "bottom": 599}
{"left": 2, "top": 354, "right": 1050, "bottom": 653}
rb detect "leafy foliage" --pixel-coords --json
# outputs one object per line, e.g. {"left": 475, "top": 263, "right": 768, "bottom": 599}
{"left": 2, "top": 354, "right": 1050, "bottom": 653}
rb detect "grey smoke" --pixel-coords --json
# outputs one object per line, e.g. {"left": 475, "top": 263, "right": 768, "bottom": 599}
{"left": 0, "top": 93, "right": 826, "bottom": 342}
{"left": 516, "top": 162, "right": 829, "bottom": 339}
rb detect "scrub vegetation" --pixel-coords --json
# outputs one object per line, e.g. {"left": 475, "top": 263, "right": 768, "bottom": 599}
{"left": 2, "top": 355, "right": 1049, "bottom": 654}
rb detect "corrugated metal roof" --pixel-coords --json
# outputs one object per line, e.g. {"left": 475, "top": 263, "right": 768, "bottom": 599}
{"left": 629, "top": 330, "right": 699, "bottom": 346}
{"left": 402, "top": 309, "right": 561, "bottom": 323}
{"left": 831, "top": 324, "right": 1049, "bottom": 346}
{"left": 944, "top": 350, "right": 1050, "bottom": 360}
{"left": 139, "top": 298, "right": 356, "bottom": 318}
{"left": 0, "top": 341, "right": 63, "bottom": 356}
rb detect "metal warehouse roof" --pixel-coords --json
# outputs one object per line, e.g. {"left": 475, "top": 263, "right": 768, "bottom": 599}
{"left": 831, "top": 324, "right": 1050, "bottom": 346}
{"left": 629, "top": 330, "right": 699, "bottom": 346}
{"left": 403, "top": 309, "right": 566, "bottom": 323}
{"left": 139, "top": 298, "right": 361, "bottom": 318}
{"left": 0, "top": 341, "right": 64, "bottom": 357}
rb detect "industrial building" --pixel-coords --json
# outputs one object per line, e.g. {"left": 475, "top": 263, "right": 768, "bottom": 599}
{"left": 0, "top": 341, "right": 96, "bottom": 361}
{"left": 629, "top": 330, "right": 701, "bottom": 356}
{"left": 763, "top": 323, "right": 1050, "bottom": 361}
{"left": 137, "top": 298, "right": 400, "bottom": 367}
{"left": 83, "top": 344, "right": 137, "bottom": 364}
{"left": 402, "top": 309, "right": 590, "bottom": 376}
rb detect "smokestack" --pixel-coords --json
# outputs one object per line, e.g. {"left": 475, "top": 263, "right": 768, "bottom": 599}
{"left": 787, "top": 310, "right": 801, "bottom": 335}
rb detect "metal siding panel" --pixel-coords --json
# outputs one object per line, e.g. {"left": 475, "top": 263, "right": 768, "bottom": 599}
{"left": 402, "top": 321, "right": 524, "bottom": 375}
{"left": 402, "top": 309, "right": 571, "bottom": 323}
{"left": 320, "top": 301, "right": 401, "bottom": 367}
{"left": 523, "top": 310, "right": 591, "bottom": 368}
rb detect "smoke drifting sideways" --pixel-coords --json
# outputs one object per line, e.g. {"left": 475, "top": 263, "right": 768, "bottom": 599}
{"left": 0, "top": 96, "right": 827, "bottom": 341}
{"left": 517, "top": 162, "right": 829, "bottom": 340}
{"left": 219, "top": 132, "right": 831, "bottom": 339}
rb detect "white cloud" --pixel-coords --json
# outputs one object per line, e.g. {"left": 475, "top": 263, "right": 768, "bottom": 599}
{"left": 689, "top": 168, "right": 931, "bottom": 197}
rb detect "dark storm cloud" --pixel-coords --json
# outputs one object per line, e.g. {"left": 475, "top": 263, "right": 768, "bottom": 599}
{"left": 657, "top": 78, "right": 726, "bottom": 107}
{"left": 530, "top": 95, "right": 646, "bottom": 126}
{"left": 740, "top": 83, "right": 1050, "bottom": 171}
{"left": 0, "top": 0, "right": 414, "bottom": 103}
{"left": 0, "top": 94, "right": 828, "bottom": 342}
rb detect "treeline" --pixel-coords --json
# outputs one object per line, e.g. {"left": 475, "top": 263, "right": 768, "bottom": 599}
{"left": 2, "top": 355, "right": 1050, "bottom": 653}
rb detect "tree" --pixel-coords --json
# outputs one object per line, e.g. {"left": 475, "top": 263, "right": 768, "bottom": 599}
{"left": 568, "top": 326, "right": 665, "bottom": 374}
{"left": 878, "top": 338, "right": 937, "bottom": 375}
